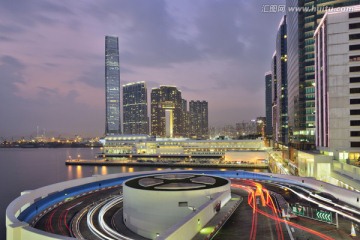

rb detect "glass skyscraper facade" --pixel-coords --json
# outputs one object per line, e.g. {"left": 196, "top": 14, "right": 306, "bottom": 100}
{"left": 271, "top": 53, "right": 278, "bottom": 143}
{"left": 123, "top": 82, "right": 149, "bottom": 135}
{"left": 286, "top": 0, "right": 360, "bottom": 149}
{"left": 276, "top": 16, "right": 288, "bottom": 145}
{"left": 105, "top": 36, "right": 121, "bottom": 135}
{"left": 265, "top": 72, "right": 272, "bottom": 138}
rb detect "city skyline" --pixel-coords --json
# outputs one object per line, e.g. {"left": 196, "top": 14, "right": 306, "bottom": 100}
{"left": 0, "top": 0, "right": 283, "bottom": 138}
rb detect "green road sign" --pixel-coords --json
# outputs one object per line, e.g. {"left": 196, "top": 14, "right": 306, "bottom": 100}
{"left": 292, "top": 205, "right": 305, "bottom": 216}
{"left": 315, "top": 210, "right": 332, "bottom": 223}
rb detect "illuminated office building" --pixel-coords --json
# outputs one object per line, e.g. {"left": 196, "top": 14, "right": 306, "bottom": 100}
{"left": 271, "top": 52, "right": 278, "bottom": 143}
{"left": 123, "top": 82, "right": 149, "bottom": 135}
{"left": 286, "top": 0, "right": 360, "bottom": 149}
{"left": 265, "top": 72, "right": 273, "bottom": 138}
{"left": 314, "top": 6, "right": 360, "bottom": 161}
{"left": 275, "top": 16, "right": 288, "bottom": 145}
{"left": 105, "top": 36, "right": 121, "bottom": 135}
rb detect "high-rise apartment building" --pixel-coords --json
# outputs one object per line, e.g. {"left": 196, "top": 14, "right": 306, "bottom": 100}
{"left": 314, "top": 6, "right": 360, "bottom": 161}
{"left": 123, "top": 82, "right": 149, "bottom": 135}
{"left": 151, "top": 86, "right": 183, "bottom": 138}
{"left": 189, "top": 100, "right": 209, "bottom": 139}
{"left": 265, "top": 72, "right": 273, "bottom": 138}
{"left": 181, "top": 99, "right": 190, "bottom": 137}
{"left": 105, "top": 36, "right": 121, "bottom": 135}
{"left": 275, "top": 16, "right": 288, "bottom": 145}
{"left": 286, "top": 0, "right": 360, "bottom": 149}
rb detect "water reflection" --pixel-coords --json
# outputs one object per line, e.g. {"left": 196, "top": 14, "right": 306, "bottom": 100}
{"left": 76, "top": 165, "right": 83, "bottom": 178}
{"left": 67, "top": 166, "right": 73, "bottom": 179}
{"left": 101, "top": 166, "right": 108, "bottom": 175}
{"left": 128, "top": 167, "right": 134, "bottom": 173}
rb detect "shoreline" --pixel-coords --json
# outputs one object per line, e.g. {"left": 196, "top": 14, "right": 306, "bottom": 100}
{"left": 65, "top": 159, "right": 269, "bottom": 169}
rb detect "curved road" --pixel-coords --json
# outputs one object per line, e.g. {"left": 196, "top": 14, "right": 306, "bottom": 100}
{"left": 33, "top": 179, "right": 360, "bottom": 240}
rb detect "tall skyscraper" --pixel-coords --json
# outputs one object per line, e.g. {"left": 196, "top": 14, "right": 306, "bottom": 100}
{"left": 314, "top": 6, "right": 360, "bottom": 161}
{"left": 271, "top": 52, "right": 278, "bottom": 143}
{"left": 286, "top": 0, "right": 360, "bottom": 149}
{"left": 275, "top": 16, "right": 288, "bottom": 145}
{"left": 105, "top": 36, "right": 121, "bottom": 135}
{"left": 123, "top": 82, "right": 149, "bottom": 135}
{"left": 189, "top": 100, "right": 209, "bottom": 139}
{"left": 151, "top": 86, "right": 183, "bottom": 138}
{"left": 265, "top": 72, "right": 272, "bottom": 138}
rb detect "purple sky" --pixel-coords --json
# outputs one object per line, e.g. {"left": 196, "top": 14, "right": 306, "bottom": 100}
{"left": 0, "top": 0, "right": 284, "bottom": 138}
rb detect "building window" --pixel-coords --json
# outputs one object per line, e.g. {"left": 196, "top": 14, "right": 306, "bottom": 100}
{"left": 350, "top": 55, "right": 360, "bottom": 62}
{"left": 351, "top": 131, "right": 360, "bottom": 137}
{"left": 178, "top": 202, "right": 188, "bottom": 207}
{"left": 351, "top": 142, "right": 360, "bottom": 147}
{"left": 350, "top": 66, "right": 360, "bottom": 72}
{"left": 350, "top": 109, "right": 360, "bottom": 115}
{"left": 350, "top": 77, "right": 360, "bottom": 83}
{"left": 350, "top": 44, "right": 360, "bottom": 51}
{"left": 349, "top": 23, "right": 360, "bottom": 29}
{"left": 350, "top": 34, "right": 360, "bottom": 40}
{"left": 351, "top": 88, "right": 360, "bottom": 94}
{"left": 350, "top": 99, "right": 360, "bottom": 104}
{"left": 351, "top": 120, "right": 360, "bottom": 126}
{"left": 349, "top": 12, "right": 360, "bottom": 19}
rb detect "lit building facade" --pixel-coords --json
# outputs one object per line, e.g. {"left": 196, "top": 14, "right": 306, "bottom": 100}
{"left": 151, "top": 86, "right": 184, "bottom": 137}
{"left": 286, "top": 0, "right": 360, "bottom": 150}
{"left": 103, "top": 135, "right": 267, "bottom": 156}
{"left": 105, "top": 36, "right": 121, "bottom": 135}
{"left": 189, "top": 100, "right": 209, "bottom": 139}
{"left": 271, "top": 52, "right": 278, "bottom": 143}
{"left": 181, "top": 99, "right": 190, "bottom": 137}
{"left": 123, "top": 82, "right": 149, "bottom": 135}
{"left": 314, "top": 6, "right": 360, "bottom": 161}
{"left": 275, "top": 16, "right": 288, "bottom": 145}
{"left": 265, "top": 72, "right": 273, "bottom": 138}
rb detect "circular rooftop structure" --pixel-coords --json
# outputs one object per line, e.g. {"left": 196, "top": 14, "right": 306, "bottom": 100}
{"left": 123, "top": 173, "right": 231, "bottom": 239}
{"left": 125, "top": 174, "right": 228, "bottom": 191}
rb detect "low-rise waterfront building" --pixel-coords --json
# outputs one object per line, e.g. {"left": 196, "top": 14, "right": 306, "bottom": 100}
{"left": 102, "top": 135, "right": 268, "bottom": 159}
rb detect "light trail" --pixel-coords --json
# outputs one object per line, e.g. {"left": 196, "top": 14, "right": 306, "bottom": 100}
{"left": 232, "top": 181, "right": 336, "bottom": 240}
{"left": 86, "top": 195, "right": 133, "bottom": 240}
{"left": 273, "top": 183, "right": 360, "bottom": 224}
{"left": 97, "top": 195, "right": 133, "bottom": 240}
{"left": 264, "top": 188, "right": 284, "bottom": 240}
{"left": 87, "top": 199, "right": 112, "bottom": 240}
{"left": 45, "top": 208, "right": 57, "bottom": 233}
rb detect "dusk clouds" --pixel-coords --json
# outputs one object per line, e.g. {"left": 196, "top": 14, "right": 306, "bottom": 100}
{"left": 0, "top": 0, "right": 283, "bottom": 138}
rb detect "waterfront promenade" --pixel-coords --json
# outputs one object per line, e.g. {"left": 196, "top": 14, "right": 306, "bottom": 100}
{"left": 65, "top": 159, "right": 269, "bottom": 169}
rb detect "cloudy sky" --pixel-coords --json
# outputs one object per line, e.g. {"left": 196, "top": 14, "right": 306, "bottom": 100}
{"left": 0, "top": 0, "right": 284, "bottom": 138}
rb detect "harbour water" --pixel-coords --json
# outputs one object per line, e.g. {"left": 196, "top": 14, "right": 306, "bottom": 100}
{"left": 0, "top": 148, "right": 268, "bottom": 240}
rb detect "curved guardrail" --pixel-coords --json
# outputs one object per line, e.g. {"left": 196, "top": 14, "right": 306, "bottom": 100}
{"left": 7, "top": 169, "right": 360, "bottom": 240}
